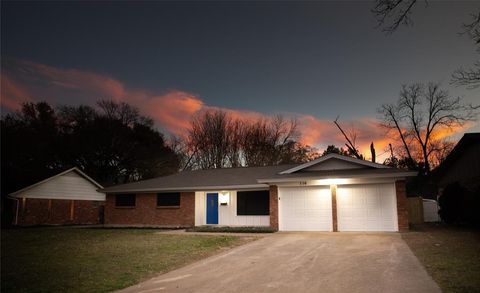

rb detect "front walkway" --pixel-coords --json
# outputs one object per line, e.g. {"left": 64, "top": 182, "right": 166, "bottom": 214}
{"left": 119, "top": 232, "right": 440, "bottom": 293}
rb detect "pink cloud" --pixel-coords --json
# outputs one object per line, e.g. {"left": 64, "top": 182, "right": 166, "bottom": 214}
{"left": 1, "top": 58, "right": 470, "bottom": 161}
{"left": 297, "top": 115, "right": 391, "bottom": 160}
{"left": 1, "top": 58, "right": 204, "bottom": 135}
{"left": 1, "top": 74, "right": 34, "bottom": 110}
{"left": 19, "top": 59, "right": 126, "bottom": 99}
{"left": 140, "top": 91, "right": 204, "bottom": 135}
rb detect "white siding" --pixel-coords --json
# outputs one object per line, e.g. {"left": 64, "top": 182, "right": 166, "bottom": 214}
{"left": 303, "top": 158, "right": 366, "bottom": 171}
{"left": 195, "top": 192, "right": 206, "bottom": 226}
{"left": 13, "top": 171, "right": 105, "bottom": 201}
{"left": 195, "top": 191, "right": 270, "bottom": 226}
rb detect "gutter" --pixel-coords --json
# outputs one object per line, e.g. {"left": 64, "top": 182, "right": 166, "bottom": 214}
{"left": 101, "top": 184, "right": 269, "bottom": 194}
{"left": 257, "top": 171, "right": 418, "bottom": 183}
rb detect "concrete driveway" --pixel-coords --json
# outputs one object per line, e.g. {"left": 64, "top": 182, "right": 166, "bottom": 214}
{"left": 119, "top": 233, "right": 440, "bottom": 293}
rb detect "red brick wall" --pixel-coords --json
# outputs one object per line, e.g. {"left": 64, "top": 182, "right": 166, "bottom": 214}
{"left": 50, "top": 199, "right": 72, "bottom": 224}
{"left": 75, "top": 200, "right": 103, "bottom": 224}
{"left": 19, "top": 198, "right": 49, "bottom": 225}
{"left": 269, "top": 185, "right": 279, "bottom": 230}
{"left": 104, "top": 192, "right": 195, "bottom": 227}
{"left": 16, "top": 198, "right": 104, "bottom": 226}
{"left": 395, "top": 180, "right": 409, "bottom": 232}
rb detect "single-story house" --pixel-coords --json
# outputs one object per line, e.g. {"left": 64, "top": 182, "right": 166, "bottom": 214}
{"left": 102, "top": 154, "right": 415, "bottom": 232}
{"left": 9, "top": 167, "right": 106, "bottom": 226}
{"left": 432, "top": 132, "right": 480, "bottom": 192}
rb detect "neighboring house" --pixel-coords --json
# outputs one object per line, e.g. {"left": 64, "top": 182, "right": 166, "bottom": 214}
{"left": 102, "top": 154, "right": 416, "bottom": 232}
{"left": 432, "top": 133, "right": 480, "bottom": 192}
{"left": 9, "top": 167, "right": 106, "bottom": 226}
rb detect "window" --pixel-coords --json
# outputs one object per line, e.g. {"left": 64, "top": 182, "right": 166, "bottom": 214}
{"left": 115, "top": 194, "right": 136, "bottom": 207}
{"left": 157, "top": 192, "right": 181, "bottom": 207}
{"left": 237, "top": 190, "right": 269, "bottom": 215}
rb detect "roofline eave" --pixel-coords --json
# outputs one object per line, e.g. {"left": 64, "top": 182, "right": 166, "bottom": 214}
{"left": 257, "top": 171, "right": 418, "bottom": 183}
{"left": 102, "top": 184, "right": 270, "bottom": 194}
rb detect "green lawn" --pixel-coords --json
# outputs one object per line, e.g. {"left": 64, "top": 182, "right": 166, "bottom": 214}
{"left": 1, "top": 227, "right": 253, "bottom": 292}
{"left": 402, "top": 223, "right": 480, "bottom": 293}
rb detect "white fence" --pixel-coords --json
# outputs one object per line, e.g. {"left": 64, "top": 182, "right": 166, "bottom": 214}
{"left": 422, "top": 199, "right": 440, "bottom": 222}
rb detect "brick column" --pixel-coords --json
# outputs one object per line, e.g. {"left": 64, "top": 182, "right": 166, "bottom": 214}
{"left": 331, "top": 185, "right": 338, "bottom": 232}
{"left": 395, "top": 180, "right": 409, "bottom": 232}
{"left": 269, "top": 185, "right": 279, "bottom": 230}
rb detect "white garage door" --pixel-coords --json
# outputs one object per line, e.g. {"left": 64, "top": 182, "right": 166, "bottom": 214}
{"left": 337, "top": 183, "right": 398, "bottom": 232}
{"left": 279, "top": 186, "right": 332, "bottom": 231}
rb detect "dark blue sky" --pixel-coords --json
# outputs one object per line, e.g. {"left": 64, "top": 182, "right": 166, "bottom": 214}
{"left": 1, "top": 1, "right": 479, "bottom": 153}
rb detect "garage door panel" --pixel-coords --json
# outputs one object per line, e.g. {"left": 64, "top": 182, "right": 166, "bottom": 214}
{"left": 279, "top": 187, "right": 332, "bottom": 231}
{"left": 337, "top": 183, "right": 398, "bottom": 232}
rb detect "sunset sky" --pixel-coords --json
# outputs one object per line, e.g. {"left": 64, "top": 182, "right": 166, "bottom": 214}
{"left": 1, "top": 1, "right": 479, "bottom": 160}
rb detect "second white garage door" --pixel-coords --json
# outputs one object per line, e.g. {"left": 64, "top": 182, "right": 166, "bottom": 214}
{"left": 337, "top": 183, "right": 398, "bottom": 232}
{"left": 279, "top": 186, "right": 332, "bottom": 231}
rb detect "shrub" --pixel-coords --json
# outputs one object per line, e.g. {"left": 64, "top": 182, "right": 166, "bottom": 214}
{"left": 438, "top": 182, "right": 465, "bottom": 223}
{"left": 186, "top": 226, "right": 276, "bottom": 233}
{"left": 438, "top": 182, "right": 480, "bottom": 227}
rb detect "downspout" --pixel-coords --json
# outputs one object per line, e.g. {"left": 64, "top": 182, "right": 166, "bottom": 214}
{"left": 15, "top": 198, "right": 19, "bottom": 225}
{"left": 8, "top": 197, "right": 20, "bottom": 225}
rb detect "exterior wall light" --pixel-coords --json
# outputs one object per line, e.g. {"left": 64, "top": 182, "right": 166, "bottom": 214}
{"left": 314, "top": 178, "right": 349, "bottom": 185}
{"left": 219, "top": 191, "right": 230, "bottom": 205}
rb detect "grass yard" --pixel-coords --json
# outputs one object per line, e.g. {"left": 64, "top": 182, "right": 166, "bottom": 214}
{"left": 402, "top": 223, "right": 480, "bottom": 293}
{"left": 1, "top": 227, "right": 254, "bottom": 292}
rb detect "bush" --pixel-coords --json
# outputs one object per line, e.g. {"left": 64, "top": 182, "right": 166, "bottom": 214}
{"left": 186, "top": 226, "right": 276, "bottom": 233}
{"left": 438, "top": 182, "right": 480, "bottom": 227}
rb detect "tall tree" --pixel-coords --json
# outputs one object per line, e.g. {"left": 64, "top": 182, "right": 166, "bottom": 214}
{"left": 2, "top": 100, "right": 179, "bottom": 192}
{"left": 1, "top": 102, "right": 61, "bottom": 195}
{"left": 321, "top": 145, "right": 350, "bottom": 156}
{"left": 378, "top": 82, "right": 478, "bottom": 174}
{"left": 57, "top": 101, "right": 179, "bottom": 184}
{"left": 186, "top": 110, "right": 232, "bottom": 169}
{"left": 182, "top": 110, "right": 317, "bottom": 169}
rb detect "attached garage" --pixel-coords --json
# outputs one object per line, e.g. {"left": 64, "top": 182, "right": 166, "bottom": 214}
{"left": 258, "top": 154, "right": 415, "bottom": 232}
{"left": 336, "top": 183, "right": 398, "bottom": 232}
{"left": 279, "top": 186, "right": 332, "bottom": 231}
{"left": 278, "top": 183, "right": 398, "bottom": 232}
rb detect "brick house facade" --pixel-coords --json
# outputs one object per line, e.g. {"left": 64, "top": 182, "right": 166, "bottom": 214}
{"left": 104, "top": 192, "right": 195, "bottom": 227}
{"left": 16, "top": 198, "right": 104, "bottom": 226}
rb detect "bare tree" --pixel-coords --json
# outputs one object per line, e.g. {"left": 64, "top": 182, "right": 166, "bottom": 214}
{"left": 333, "top": 117, "right": 363, "bottom": 159}
{"left": 182, "top": 110, "right": 316, "bottom": 169}
{"left": 378, "top": 82, "right": 478, "bottom": 174}
{"left": 372, "top": 1, "right": 480, "bottom": 88}
{"left": 187, "top": 110, "right": 232, "bottom": 169}
{"left": 451, "top": 12, "right": 480, "bottom": 88}
{"left": 242, "top": 116, "right": 304, "bottom": 166}
{"left": 96, "top": 100, "right": 145, "bottom": 127}
{"left": 429, "top": 139, "right": 455, "bottom": 167}
{"left": 452, "top": 61, "right": 480, "bottom": 89}
{"left": 226, "top": 119, "right": 244, "bottom": 167}
{"left": 168, "top": 135, "right": 192, "bottom": 171}
{"left": 371, "top": 0, "right": 421, "bottom": 34}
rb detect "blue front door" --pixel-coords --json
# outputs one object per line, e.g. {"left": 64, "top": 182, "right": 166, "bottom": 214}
{"left": 206, "top": 193, "right": 219, "bottom": 224}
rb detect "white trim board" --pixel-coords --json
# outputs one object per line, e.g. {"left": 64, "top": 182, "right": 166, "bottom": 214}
{"left": 279, "top": 153, "right": 391, "bottom": 174}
